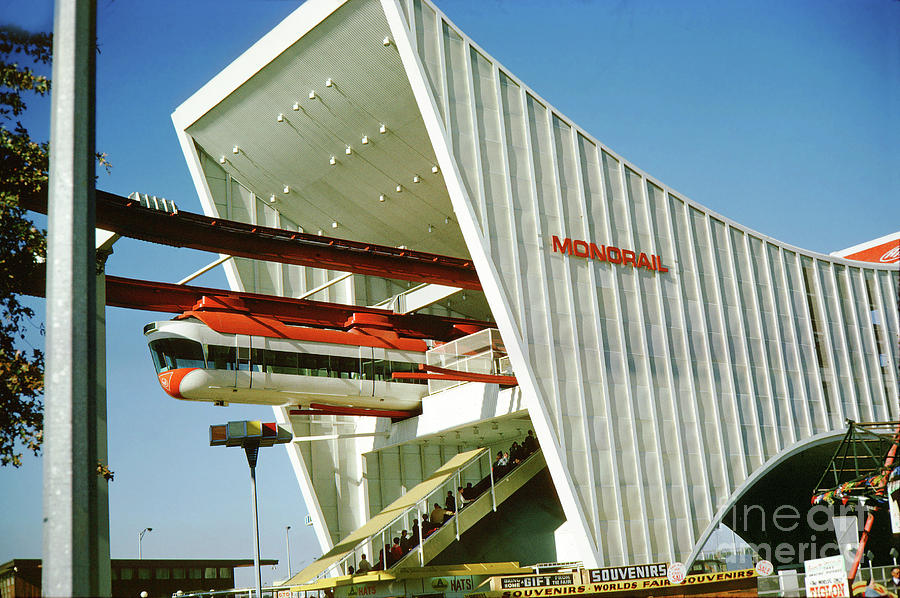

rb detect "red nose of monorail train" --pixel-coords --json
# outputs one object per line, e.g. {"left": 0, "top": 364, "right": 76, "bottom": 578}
{"left": 156, "top": 368, "right": 199, "bottom": 400}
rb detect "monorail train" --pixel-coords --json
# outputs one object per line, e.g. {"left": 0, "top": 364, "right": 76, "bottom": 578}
{"left": 144, "top": 312, "right": 432, "bottom": 411}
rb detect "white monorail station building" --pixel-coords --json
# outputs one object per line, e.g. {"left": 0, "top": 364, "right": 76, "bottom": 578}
{"left": 170, "top": 0, "right": 900, "bottom": 573}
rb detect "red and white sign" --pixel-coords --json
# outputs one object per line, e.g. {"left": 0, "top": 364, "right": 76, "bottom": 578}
{"left": 551, "top": 236, "right": 668, "bottom": 272}
{"left": 666, "top": 562, "right": 686, "bottom": 585}
{"left": 755, "top": 560, "right": 774, "bottom": 576}
{"left": 833, "top": 232, "right": 900, "bottom": 265}
{"left": 804, "top": 555, "right": 849, "bottom": 598}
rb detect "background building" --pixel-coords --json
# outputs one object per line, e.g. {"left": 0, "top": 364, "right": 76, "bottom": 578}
{"left": 0, "top": 558, "right": 277, "bottom": 598}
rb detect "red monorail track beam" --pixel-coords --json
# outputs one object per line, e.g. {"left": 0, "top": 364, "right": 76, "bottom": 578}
{"left": 392, "top": 363, "right": 517, "bottom": 386}
{"left": 19, "top": 267, "right": 490, "bottom": 341}
{"left": 22, "top": 190, "right": 482, "bottom": 290}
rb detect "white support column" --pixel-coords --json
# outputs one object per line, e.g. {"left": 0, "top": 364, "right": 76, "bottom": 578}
{"left": 720, "top": 225, "right": 767, "bottom": 463}
{"left": 569, "top": 133, "right": 618, "bottom": 565}
{"left": 491, "top": 63, "right": 528, "bottom": 328}
{"left": 864, "top": 270, "right": 897, "bottom": 419}
{"left": 679, "top": 202, "right": 732, "bottom": 501}
{"left": 787, "top": 253, "right": 829, "bottom": 430}
{"left": 605, "top": 161, "right": 660, "bottom": 562}
{"left": 659, "top": 191, "right": 715, "bottom": 531}
{"left": 543, "top": 115, "right": 601, "bottom": 552}
{"left": 701, "top": 213, "right": 748, "bottom": 483}
{"left": 741, "top": 234, "right": 788, "bottom": 451}
{"left": 809, "top": 259, "right": 845, "bottom": 426}
{"left": 757, "top": 242, "right": 800, "bottom": 444}
{"left": 840, "top": 267, "right": 876, "bottom": 421}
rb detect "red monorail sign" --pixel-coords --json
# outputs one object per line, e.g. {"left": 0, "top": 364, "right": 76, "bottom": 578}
{"left": 552, "top": 235, "right": 668, "bottom": 272}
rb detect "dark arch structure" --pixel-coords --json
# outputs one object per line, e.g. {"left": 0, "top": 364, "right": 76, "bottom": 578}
{"left": 690, "top": 430, "right": 899, "bottom": 570}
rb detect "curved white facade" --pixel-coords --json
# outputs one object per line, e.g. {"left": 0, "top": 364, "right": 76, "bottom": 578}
{"left": 172, "top": 0, "right": 900, "bottom": 567}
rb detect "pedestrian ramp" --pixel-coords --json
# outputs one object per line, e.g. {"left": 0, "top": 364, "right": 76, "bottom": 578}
{"left": 390, "top": 449, "right": 546, "bottom": 571}
{"left": 286, "top": 447, "right": 487, "bottom": 586}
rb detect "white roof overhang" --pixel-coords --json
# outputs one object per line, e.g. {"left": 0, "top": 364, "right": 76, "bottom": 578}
{"left": 172, "top": 0, "right": 466, "bottom": 257}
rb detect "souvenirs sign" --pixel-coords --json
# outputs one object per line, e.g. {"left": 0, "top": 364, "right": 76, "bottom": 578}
{"left": 588, "top": 563, "right": 667, "bottom": 583}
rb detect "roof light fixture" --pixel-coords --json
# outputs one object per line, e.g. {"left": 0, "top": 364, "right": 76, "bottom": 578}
{"left": 309, "top": 91, "right": 316, "bottom": 100}
{"left": 329, "top": 156, "right": 336, "bottom": 166}
{"left": 232, "top": 145, "right": 240, "bottom": 154}
{"left": 292, "top": 102, "right": 300, "bottom": 111}
{"left": 361, "top": 135, "right": 369, "bottom": 145}
{"left": 395, "top": 185, "right": 402, "bottom": 193}
{"left": 325, "top": 78, "right": 334, "bottom": 87}
{"left": 431, "top": 165, "right": 439, "bottom": 174}
{"left": 277, "top": 113, "right": 284, "bottom": 122}
{"left": 378, "top": 194, "right": 386, "bottom": 202}
{"left": 283, "top": 185, "right": 290, "bottom": 194}
{"left": 444, "top": 217, "right": 450, "bottom": 224}
{"left": 345, "top": 146, "right": 352, "bottom": 155}
{"left": 413, "top": 175, "right": 421, "bottom": 183}
{"left": 383, "top": 37, "right": 391, "bottom": 46}
{"left": 331, "top": 221, "right": 339, "bottom": 229}
{"left": 317, "top": 229, "right": 324, "bottom": 236}
{"left": 427, "top": 224, "right": 434, "bottom": 233}
{"left": 269, "top": 194, "right": 277, "bottom": 203}
{"left": 219, "top": 156, "right": 226, "bottom": 164}
{"left": 379, "top": 124, "right": 387, "bottom": 134}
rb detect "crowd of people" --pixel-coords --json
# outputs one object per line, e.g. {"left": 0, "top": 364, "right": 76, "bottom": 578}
{"left": 347, "top": 430, "right": 540, "bottom": 574}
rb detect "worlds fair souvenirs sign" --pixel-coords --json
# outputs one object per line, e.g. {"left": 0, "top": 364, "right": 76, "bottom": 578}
{"left": 488, "top": 568, "right": 758, "bottom": 596}
{"left": 551, "top": 236, "right": 668, "bottom": 272}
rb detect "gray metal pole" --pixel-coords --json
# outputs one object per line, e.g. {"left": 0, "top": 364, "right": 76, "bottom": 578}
{"left": 246, "top": 445, "right": 263, "bottom": 598}
{"left": 285, "top": 525, "right": 292, "bottom": 577}
{"left": 43, "top": 0, "right": 100, "bottom": 596}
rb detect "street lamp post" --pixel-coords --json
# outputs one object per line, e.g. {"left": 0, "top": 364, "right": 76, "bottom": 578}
{"left": 138, "top": 528, "right": 152, "bottom": 559}
{"left": 210, "top": 421, "right": 292, "bottom": 598}
{"left": 285, "top": 525, "right": 292, "bottom": 577}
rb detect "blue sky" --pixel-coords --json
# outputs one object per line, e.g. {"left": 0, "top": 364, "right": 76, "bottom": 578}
{"left": 1, "top": 0, "right": 897, "bottom": 587}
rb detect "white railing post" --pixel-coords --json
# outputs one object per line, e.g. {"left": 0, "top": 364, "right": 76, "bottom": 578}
{"left": 418, "top": 501, "right": 425, "bottom": 567}
{"left": 488, "top": 453, "right": 496, "bottom": 512}
{"left": 454, "top": 471, "right": 461, "bottom": 539}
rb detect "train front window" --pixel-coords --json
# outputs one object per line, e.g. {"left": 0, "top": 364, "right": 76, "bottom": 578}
{"left": 148, "top": 339, "right": 206, "bottom": 373}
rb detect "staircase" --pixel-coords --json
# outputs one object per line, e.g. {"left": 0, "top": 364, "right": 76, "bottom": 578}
{"left": 391, "top": 449, "right": 546, "bottom": 571}
{"left": 287, "top": 448, "right": 546, "bottom": 586}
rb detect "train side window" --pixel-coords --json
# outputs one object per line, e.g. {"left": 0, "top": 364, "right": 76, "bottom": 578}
{"left": 317, "top": 354, "right": 330, "bottom": 377}
{"left": 250, "top": 348, "right": 266, "bottom": 372}
{"left": 208, "top": 345, "right": 237, "bottom": 370}
{"left": 362, "top": 358, "right": 374, "bottom": 380}
{"left": 267, "top": 349, "right": 299, "bottom": 375}
{"left": 372, "top": 359, "right": 388, "bottom": 381}
{"left": 237, "top": 346, "right": 250, "bottom": 371}
{"left": 391, "top": 361, "right": 426, "bottom": 384}
{"left": 297, "top": 352, "right": 317, "bottom": 376}
{"left": 332, "top": 356, "right": 359, "bottom": 379}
